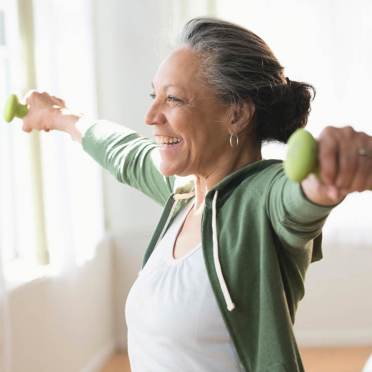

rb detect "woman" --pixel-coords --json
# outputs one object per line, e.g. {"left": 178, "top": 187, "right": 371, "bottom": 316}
{"left": 22, "top": 17, "right": 371, "bottom": 372}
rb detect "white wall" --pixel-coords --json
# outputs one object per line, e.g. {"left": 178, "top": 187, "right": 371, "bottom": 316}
{"left": 294, "top": 232, "right": 372, "bottom": 346}
{"left": 93, "top": 0, "right": 372, "bottom": 350}
{"left": 7, "top": 238, "right": 115, "bottom": 372}
{"left": 93, "top": 0, "right": 169, "bottom": 236}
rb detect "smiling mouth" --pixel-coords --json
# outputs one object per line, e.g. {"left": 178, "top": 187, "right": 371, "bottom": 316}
{"left": 155, "top": 135, "right": 183, "bottom": 147}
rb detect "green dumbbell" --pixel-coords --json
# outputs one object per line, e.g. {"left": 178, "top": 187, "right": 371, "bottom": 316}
{"left": 284, "top": 128, "right": 318, "bottom": 182}
{"left": 3, "top": 94, "right": 28, "bottom": 122}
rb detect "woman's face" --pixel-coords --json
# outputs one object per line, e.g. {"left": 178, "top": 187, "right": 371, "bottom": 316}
{"left": 145, "top": 47, "right": 232, "bottom": 177}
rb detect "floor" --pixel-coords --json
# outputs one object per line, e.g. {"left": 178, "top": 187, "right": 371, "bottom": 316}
{"left": 101, "top": 353, "right": 130, "bottom": 372}
{"left": 301, "top": 347, "right": 372, "bottom": 372}
{"left": 101, "top": 347, "right": 372, "bottom": 372}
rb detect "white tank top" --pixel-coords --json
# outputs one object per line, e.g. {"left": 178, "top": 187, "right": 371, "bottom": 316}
{"left": 125, "top": 202, "right": 244, "bottom": 372}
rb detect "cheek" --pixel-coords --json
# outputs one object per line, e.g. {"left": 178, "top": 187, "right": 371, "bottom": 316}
{"left": 186, "top": 133, "right": 220, "bottom": 166}
{"left": 171, "top": 117, "right": 198, "bottom": 147}
{"left": 170, "top": 109, "right": 226, "bottom": 154}
{"left": 184, "top": 132, "right": 205, "bottom": 155}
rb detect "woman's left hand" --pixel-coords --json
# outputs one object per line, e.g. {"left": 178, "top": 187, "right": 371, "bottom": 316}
{"left": 301, "top": 126, "right": 372, "bottom": 206}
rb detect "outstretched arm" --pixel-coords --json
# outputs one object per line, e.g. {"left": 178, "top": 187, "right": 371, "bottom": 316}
{"left": 21, "top": 91, "right": 175, "bottom": 206}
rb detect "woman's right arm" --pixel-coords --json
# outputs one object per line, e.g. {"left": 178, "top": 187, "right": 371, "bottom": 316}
{"left": 22, "top": 91, "right": 175, "bottom": 206}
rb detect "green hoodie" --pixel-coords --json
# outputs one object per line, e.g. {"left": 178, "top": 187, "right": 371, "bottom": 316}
{"left": 82, "top": 120, "right": 334, "bottom": 372}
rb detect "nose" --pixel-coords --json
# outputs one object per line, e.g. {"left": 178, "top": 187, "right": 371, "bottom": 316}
{"left": 145, "top": 101, "right": 166, "bottom": 127}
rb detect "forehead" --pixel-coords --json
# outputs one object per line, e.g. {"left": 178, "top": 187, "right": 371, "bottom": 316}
{"left": 153, "top": 47, "right": 204, "bottom": 90}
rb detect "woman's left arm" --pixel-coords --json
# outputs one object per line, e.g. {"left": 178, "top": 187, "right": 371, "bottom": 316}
{"left": 301, "top": 126, "right": 372, "bottom": 206}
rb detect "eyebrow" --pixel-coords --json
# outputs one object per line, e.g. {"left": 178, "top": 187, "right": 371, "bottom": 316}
{"left": 151, "top": 82, "right": 185, "bottom": 92}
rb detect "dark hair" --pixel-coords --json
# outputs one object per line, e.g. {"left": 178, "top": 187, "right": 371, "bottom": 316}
{"left": 178, "top": 17, "right": 315, "bottom": 143}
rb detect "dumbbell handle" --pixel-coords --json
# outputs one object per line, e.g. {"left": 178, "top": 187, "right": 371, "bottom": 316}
{"left": 284, "top": 129, "right": 318, "bottom": 182}
{"left": 3, "top": 94, "right": 28, "bottom": 123}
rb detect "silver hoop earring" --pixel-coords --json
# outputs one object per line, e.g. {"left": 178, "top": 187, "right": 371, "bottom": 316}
{"left": 229, "top": 133, "right": 239, "bottom": 148}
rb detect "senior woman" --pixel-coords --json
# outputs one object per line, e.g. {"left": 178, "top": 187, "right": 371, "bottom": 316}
{"left": 22, "top": 17, "right": 371, "bottom": 372}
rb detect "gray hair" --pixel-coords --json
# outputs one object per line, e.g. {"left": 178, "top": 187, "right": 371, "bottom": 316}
{"left": 177, "top": 17, "right": 315, "bottom": 143}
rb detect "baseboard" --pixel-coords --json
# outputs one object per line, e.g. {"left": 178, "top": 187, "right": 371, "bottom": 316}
{"left": 80, "top": 342, "right": 117, "bottom": 372}
{"left": 296, "top": 329, "right": 372, "bottom": 347}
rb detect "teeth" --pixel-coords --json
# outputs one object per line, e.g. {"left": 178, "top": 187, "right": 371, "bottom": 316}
{"left": 155, "top": 136, "right": 182, "bottom": 145}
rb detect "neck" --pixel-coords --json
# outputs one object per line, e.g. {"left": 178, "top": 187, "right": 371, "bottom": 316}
{"left": 192, "top": 142, "right": 262, "bottom": 211}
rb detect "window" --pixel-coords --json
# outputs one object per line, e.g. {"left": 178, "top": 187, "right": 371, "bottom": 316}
{"left": 0, "top": 0, "right": 105, "bottom": 284}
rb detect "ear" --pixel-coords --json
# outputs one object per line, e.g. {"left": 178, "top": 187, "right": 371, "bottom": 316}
{"left": 228, "top": 99, "right": 255, "bottom": 134}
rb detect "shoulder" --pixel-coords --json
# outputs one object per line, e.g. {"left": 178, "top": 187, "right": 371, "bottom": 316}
{"left": 220, "top": 160, "right": 284, "bottom": 206}
{"left": 239, "top": 159, "right": 285, "bottom": 189}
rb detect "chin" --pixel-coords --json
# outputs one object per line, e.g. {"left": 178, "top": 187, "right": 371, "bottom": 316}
{"left": 160, "top": 168, "right": 176, "bottom": 177}
{"left": 159, "top": 163, "right": 178, "bottom": 177}
{"left": 159, "top": 162, "right": 190, "bottom": 177}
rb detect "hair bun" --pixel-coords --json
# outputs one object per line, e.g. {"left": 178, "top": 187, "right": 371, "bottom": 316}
{"left": 254, "top": 80, "right": 315, "bottom": 143}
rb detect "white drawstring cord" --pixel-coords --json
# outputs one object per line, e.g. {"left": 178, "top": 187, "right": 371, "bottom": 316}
{"left": 212, "top": 191, "right": 235, "bottom": 312}
{"left": 174, "top": 191, "right": 195, "bottom": 201}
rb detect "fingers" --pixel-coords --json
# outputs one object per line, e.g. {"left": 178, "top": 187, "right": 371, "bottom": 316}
{"left": 24, "top": 90, "right": 65, "bottom": 107}
{"left": 318, "top": 126, "right": 339, "bottom": 185}
{"left": 24, "top": 89, "right": 37, "bottom": 104}
{"left": 350, "top": 133, "right": 372, "bottom": 191}
{"left": 318, "top": 125, "right": 372, "bottom": 195}
{"left": 21, "top": 90, "right": 67, "bottom": 133}
{"left": 335, "top": 126, "right": 358, "bottom": 189}
{"left": 51, "top": 96, "right": 65, "bottom": 107}
{"left": 24, "top": 90, "right": 46, "bottom": 106}
{"left": 22, "top": 123, "right": 33, "bottom": 133}
{"left": 22, "top": 119, "right": 51, "bottom": 133}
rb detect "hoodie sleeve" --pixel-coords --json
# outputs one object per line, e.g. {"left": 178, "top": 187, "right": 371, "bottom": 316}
{"left": 265, "top": 166, "right": 335, "bottom": 260}
{"left": 81, "top": 120, "right": 175, "bottom": 206}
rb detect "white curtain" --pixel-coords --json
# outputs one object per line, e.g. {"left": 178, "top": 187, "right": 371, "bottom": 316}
{"left": 32, "top": 0, "right": 105, "bottom": 272}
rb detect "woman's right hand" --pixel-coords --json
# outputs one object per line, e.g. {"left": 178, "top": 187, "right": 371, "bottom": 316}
{"left": 22, "top": 91, "right": 81, "bottom": 134}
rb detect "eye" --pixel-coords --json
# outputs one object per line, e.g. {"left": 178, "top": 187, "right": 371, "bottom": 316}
{"left": 149, "top": 92, "right": 156, "bottom": 100}
{"left": 167, "top": 95, "right": 183, "bottom": 104}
